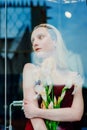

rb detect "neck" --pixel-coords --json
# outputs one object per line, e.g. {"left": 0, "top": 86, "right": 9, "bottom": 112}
{"left": 36, "top": 50, "right": 55, "bottom": 58}
{"left": 31, "top": 50, "right": 56, "bottom": 66}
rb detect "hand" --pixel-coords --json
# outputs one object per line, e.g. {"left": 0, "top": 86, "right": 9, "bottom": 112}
{"left": 23, "top": 99, "right": 38, "bottom": 119}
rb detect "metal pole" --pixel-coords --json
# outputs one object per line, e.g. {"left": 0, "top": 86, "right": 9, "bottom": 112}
{"left": 9, "top": 103, "right": 13, "bottom": 130}
{"left": 5, "top": 0, "right": 7, "bottom": 129}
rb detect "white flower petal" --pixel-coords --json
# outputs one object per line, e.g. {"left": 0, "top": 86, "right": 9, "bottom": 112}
{"left": 48, "top": 101, "right": 53, "bottom": 109}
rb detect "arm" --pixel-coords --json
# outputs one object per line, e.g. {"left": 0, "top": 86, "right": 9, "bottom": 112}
{"left": 23, "top": 63, "right": 47, "bottom": 130}
{"left": 36, "top": 86, "right": 84, "bottom": 122}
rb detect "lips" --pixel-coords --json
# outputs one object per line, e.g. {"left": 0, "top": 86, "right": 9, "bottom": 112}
{"left": 35, "top": 48, "right": 41, "bottom": 52}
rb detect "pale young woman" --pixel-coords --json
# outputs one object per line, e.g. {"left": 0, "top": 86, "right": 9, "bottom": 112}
{"left": 23, "top": 24, "right": 84, "bottom": 130}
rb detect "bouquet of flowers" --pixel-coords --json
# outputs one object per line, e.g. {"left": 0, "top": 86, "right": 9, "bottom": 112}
{"left": 34, "top": 57, "right": 71, "bottom": 130}
{"left": 35, "top": 79, "right": 69, "bottom": 130}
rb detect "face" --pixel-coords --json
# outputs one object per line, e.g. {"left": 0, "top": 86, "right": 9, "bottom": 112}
{"left": 31, "top": 27, "right": 55, "bottom": 55}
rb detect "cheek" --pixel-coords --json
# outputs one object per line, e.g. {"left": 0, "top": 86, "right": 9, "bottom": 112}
{"left": 43, "top": 44, "right": 54, "bottom": 52}
{"left": 41, "top": 38, "right": 54, "bottom": 51}
{"left": 46, "top": 42, "right": 55, "bottom": 51}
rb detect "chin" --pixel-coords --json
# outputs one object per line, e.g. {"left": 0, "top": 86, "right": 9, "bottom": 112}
{"left": 36, "top": 51, "right": 48, "bottom": 58}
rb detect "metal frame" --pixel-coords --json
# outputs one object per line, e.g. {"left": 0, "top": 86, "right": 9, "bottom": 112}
{"left": 9, "top": 100, "right": 23, "bottom": 130}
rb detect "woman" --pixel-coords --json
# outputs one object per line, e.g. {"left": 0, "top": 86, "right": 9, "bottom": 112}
{"left": 23, "top": 24, "right": 84, "bottom": 130}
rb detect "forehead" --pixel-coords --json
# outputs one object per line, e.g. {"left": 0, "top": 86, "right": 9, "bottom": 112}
{"left": 31, "top": 27, "right": 49, "bottom": 38}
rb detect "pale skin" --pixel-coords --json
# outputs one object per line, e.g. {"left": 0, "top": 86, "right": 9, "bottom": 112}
{"left": 23, "top": 27, "right": 84, "bottom": 130}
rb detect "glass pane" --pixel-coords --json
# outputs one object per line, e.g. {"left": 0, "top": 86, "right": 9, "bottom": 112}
{"left": 0, "top": 0, "right": 87, "bottom": 129}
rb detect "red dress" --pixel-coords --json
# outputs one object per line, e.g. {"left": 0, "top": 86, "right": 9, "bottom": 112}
{"left": 25, "top": 85, "right": 78, "bottom": 130}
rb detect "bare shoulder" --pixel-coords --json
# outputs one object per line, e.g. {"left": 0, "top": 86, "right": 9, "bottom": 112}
{"left": 23, "top": 63, "right": 36, "bottom": 88}
{"left": 64, "top": 70, "right": 78, "bottom": 83}
{"left": 23, "top": 63, "right": 36, "bottom": 73}
{"left": 66, "top": 70, "right": 78, "bottom": 78}
{"left": 68, "top": 70, "right": 83, "bottom": 80}
{"left": 67, "top": 70, "right": 83, "bottom": 88}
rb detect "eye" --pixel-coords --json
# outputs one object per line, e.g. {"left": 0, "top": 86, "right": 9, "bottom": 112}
{"left": 31, "top": 38, "right": 34, "bottom": 44}
{"left": 38, "top": 34, "right": 44, "bottom": 40}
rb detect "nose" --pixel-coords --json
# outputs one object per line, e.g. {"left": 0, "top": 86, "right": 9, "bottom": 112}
{"left": 32, "top": 39, "right": 39, "bottom": 49}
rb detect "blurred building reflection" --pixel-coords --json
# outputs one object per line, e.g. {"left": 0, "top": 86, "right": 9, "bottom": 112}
{"left": 0, "top": 0, "right": 87, "bottom": 130}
